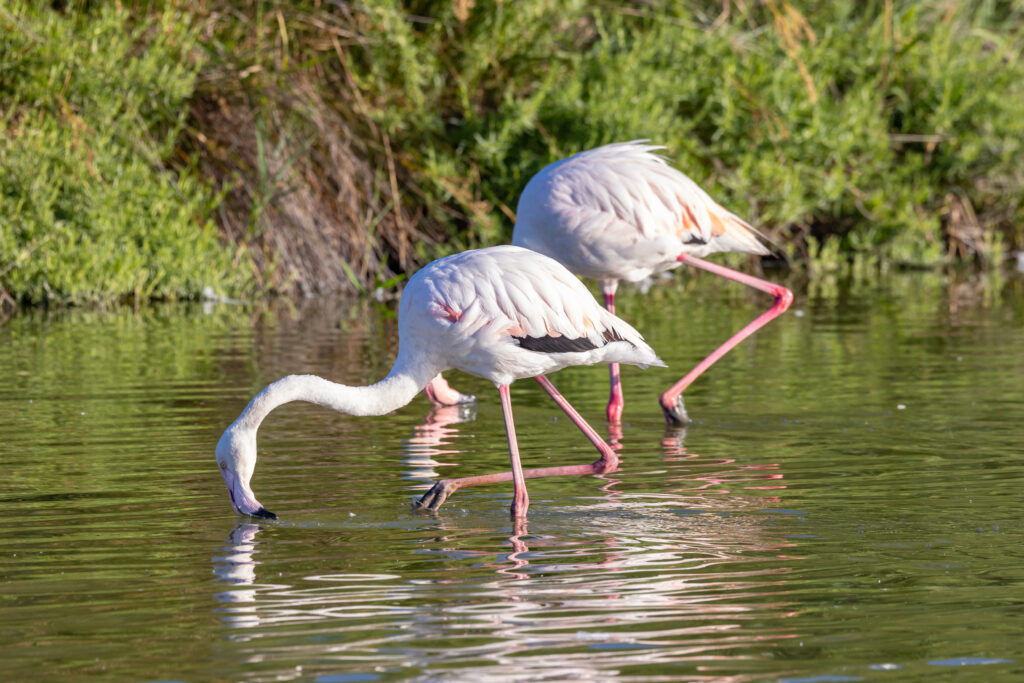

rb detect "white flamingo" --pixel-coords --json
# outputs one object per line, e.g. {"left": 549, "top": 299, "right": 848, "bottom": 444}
{"left": 216, "top": 245, "right": 664, "bottom": 519}
{"left": 510, "top": 141, "right": 793, "bottom": 425}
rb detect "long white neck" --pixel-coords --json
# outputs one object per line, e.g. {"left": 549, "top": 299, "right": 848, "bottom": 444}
{"left": 217, "top": 358, "right": 442, "bottom": 517}
{"left": 233, "top": 366, "right": 434, "bottom": 433}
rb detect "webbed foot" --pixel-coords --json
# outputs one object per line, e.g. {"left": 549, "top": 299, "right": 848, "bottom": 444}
{"left": 414, "top": 480, "right": 457, "bottom": 511}
{"left": 660, "top": 393, "right": 692, "bottom": 426}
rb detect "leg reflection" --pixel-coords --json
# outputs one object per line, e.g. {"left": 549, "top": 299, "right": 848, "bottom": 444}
{"left": 497, "top": 518, "right": 531, "bottom": 581}
{"left": 403, "top": 402, "right": 477, "bottom": 484}
{"left": 661, "top": 425, "right": 785, "bottom": 505}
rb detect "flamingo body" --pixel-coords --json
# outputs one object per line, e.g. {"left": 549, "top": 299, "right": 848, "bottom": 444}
{"left": 513, "top": 141, "right": 768, "bottom": 285}
{"left": 216, "top": 245, "right": 663, "bottom": 519}
{"left": 509, "top": 141, "right": 792, "bottom": 424}
{"left": 400, "top": 246, "right": 660, "bottom": 385}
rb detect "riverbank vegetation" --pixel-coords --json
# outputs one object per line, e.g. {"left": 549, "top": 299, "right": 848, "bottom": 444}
{"left": 2, "top": 1, "right": 1022, "bottom": 311}
{"left": 0, "top": 4, "right": 251, "bottom": 310}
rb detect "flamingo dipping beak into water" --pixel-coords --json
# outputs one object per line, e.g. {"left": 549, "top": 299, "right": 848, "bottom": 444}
{"left": 215, "top": 245, "right": 664, "bottom": 519}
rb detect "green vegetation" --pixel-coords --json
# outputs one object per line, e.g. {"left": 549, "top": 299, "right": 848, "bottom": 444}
{"left": 0, "top": 3, "right": 251, "bottom": 309}
{"left": 2, "top": 1, "right": 1022, "bottom": 311}
{"left": 324, "top": 0, "right": 1024, "bottom": 265}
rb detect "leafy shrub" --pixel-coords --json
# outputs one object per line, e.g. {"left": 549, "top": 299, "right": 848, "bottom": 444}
{"left": 4, "top": 1, "right": 1023, "bottom": 309}
{"left": 335, "top": 0, "right": 1023, "bottom": 267}
{"left": 0, "top": 3, "right": 252, "bottom": 307}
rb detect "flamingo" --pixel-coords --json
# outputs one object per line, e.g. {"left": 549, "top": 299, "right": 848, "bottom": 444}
{"left": 510, "top": 141, "right": 794, "bottom": 425}
{"left": 216, "top": 245, "right": 664, "bottom": 519}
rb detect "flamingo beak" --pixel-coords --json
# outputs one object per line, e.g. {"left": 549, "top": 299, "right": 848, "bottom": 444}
{"left": 221, "top": 467, "right": 277, "bottom": 520}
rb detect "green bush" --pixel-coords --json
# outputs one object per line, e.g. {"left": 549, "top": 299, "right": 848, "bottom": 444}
{"left": 0, "top": 3, "right": 252, "bottom": 306}
{"left": 337, "top": 0, "right": 1023, "bottom": 266}
{"left": 3, "top": 1, "right": 1022, "bottom": 309}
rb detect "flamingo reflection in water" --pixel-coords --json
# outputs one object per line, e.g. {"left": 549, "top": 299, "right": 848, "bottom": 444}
{"left": 411, "top": 469, "right": 802, "bottom": 679}
{"left": 209, "top": 441, "right": 803, "bottom": 678}
{"left": 660, "top": 427, "right": 788, "bottom": 508}
{"left": 402, "top": 402, "right": 477, "bottom": 485}
{"left": 211, "top": 522, "right": 266, "bottom": 629}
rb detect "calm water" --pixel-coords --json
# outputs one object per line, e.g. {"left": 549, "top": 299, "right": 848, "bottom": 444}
{"left": 1, "top": 270, "right": 1023, "bottom": 681}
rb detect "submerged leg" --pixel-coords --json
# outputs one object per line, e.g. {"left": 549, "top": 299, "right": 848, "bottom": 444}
{"left": 423, "top": 373, "right": 476, "bottom": 406}
{"left": 415, "top": 377, "right": 619, "bottom": 513}
{"left": 660, "top": 253, "right": 793, "bottom": 425}
{"left": 601, "top": 281, "right": 624, "bottom": 424}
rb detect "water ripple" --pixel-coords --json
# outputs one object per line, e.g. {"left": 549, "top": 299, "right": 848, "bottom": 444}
{"left": 3, "top": 282, "right": 1024, "bottom": 680}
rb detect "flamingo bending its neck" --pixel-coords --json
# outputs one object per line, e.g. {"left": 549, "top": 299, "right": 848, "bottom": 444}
{"left": 216, "top": 245, "right": 664, "bottom": 519}
{"left": 510, "top": 141, "right": 793, "bottom": 425}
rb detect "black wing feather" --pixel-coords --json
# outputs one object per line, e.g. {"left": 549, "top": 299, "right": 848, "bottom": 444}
{"left": 515, "top": 335, "right": 599, "bottom": 353}
{"left": 515, "top": 328, "right": 632, "bottom": 354}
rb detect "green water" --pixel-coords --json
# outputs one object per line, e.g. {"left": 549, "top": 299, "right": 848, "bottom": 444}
{"left": 1, "top": 270, "right": 1023, "bottom": 681}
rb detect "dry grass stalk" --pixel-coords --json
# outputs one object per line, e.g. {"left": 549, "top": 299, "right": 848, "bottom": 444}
{"left": 765, "top": 0, "right": 819, "bottom": 104}
{"left": 944, "top": 193, "right": 985, "bottom": 261}
{"left": 187, "top": 73, "right": 444, "bottom": 297}
{"left": 182, "top": 2, "right": 449, "bottom": 297}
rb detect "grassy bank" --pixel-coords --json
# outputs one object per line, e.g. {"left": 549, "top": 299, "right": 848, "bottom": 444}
{"left": 0, "top": 3, "right": 253, "bottom": 311}
{"left": 2, "top": 1, "right": 1022, "bottom": 310}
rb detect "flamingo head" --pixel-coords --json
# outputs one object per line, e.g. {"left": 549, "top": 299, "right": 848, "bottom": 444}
{"left": 215, "top": 424, "right": 277, "bottom": 520}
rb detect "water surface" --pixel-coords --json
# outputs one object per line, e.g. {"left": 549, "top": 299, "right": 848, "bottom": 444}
{"left": 1, "top": 270, "right": 1023, "bottom": 681}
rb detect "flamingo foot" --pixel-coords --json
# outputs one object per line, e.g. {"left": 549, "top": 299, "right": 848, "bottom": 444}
{"left": 414, "top": 479, "right": 457, "bottom": 511}
{"left": 660, "top": 392, "right": 692, "bottom": 426}
{"left": 423, "top": 375, "right": 476, "bottom": 406}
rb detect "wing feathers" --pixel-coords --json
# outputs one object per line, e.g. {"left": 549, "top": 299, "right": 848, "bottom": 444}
{"left": 547, "top": 141, "right": 769, "bottom": 257}
{"left": 515, "top": 335, "right": 600, "bottom": 354}
{"left": 426, "top": 246, "right": 647, "bottom": 351}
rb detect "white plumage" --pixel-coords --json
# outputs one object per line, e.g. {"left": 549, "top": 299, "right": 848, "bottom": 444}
{"left": 216, "top": 245, "right": 663, "bottom": 519}
{"left": 513, "top": 141, "right": 768, "bottom": 283}
{"left": 401, "top": 245, "right": 661, "bottom": 386}
{"left": 507, "top": 141, "right": 792, "bottom": 425}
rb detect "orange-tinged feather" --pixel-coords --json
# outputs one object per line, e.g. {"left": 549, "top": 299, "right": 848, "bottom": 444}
{"left": 708, "top": 209, "right": 728, "bottom": 237}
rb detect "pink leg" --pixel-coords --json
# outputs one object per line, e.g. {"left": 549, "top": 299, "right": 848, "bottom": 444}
{"left": 660, "top": 253, "right": 793, "bottom": 425}
{"left": 498, "top": 384, "right": 529, "bottom": 517}
{"left": 423, "top": 373, "right": 476, "bottom": 406}
{"left": 534, "top": 375, "right": 619, "bottom": 471}
{"left": 602, "top": 287, "right": 625, "bottom": 424}
{"left": 414, "top": 377, "right": 619, "bottom": 514}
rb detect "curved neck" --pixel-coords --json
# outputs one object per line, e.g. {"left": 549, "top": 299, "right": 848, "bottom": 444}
{"left": 234, "top": 365, "right": 435, "bottom": 433}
